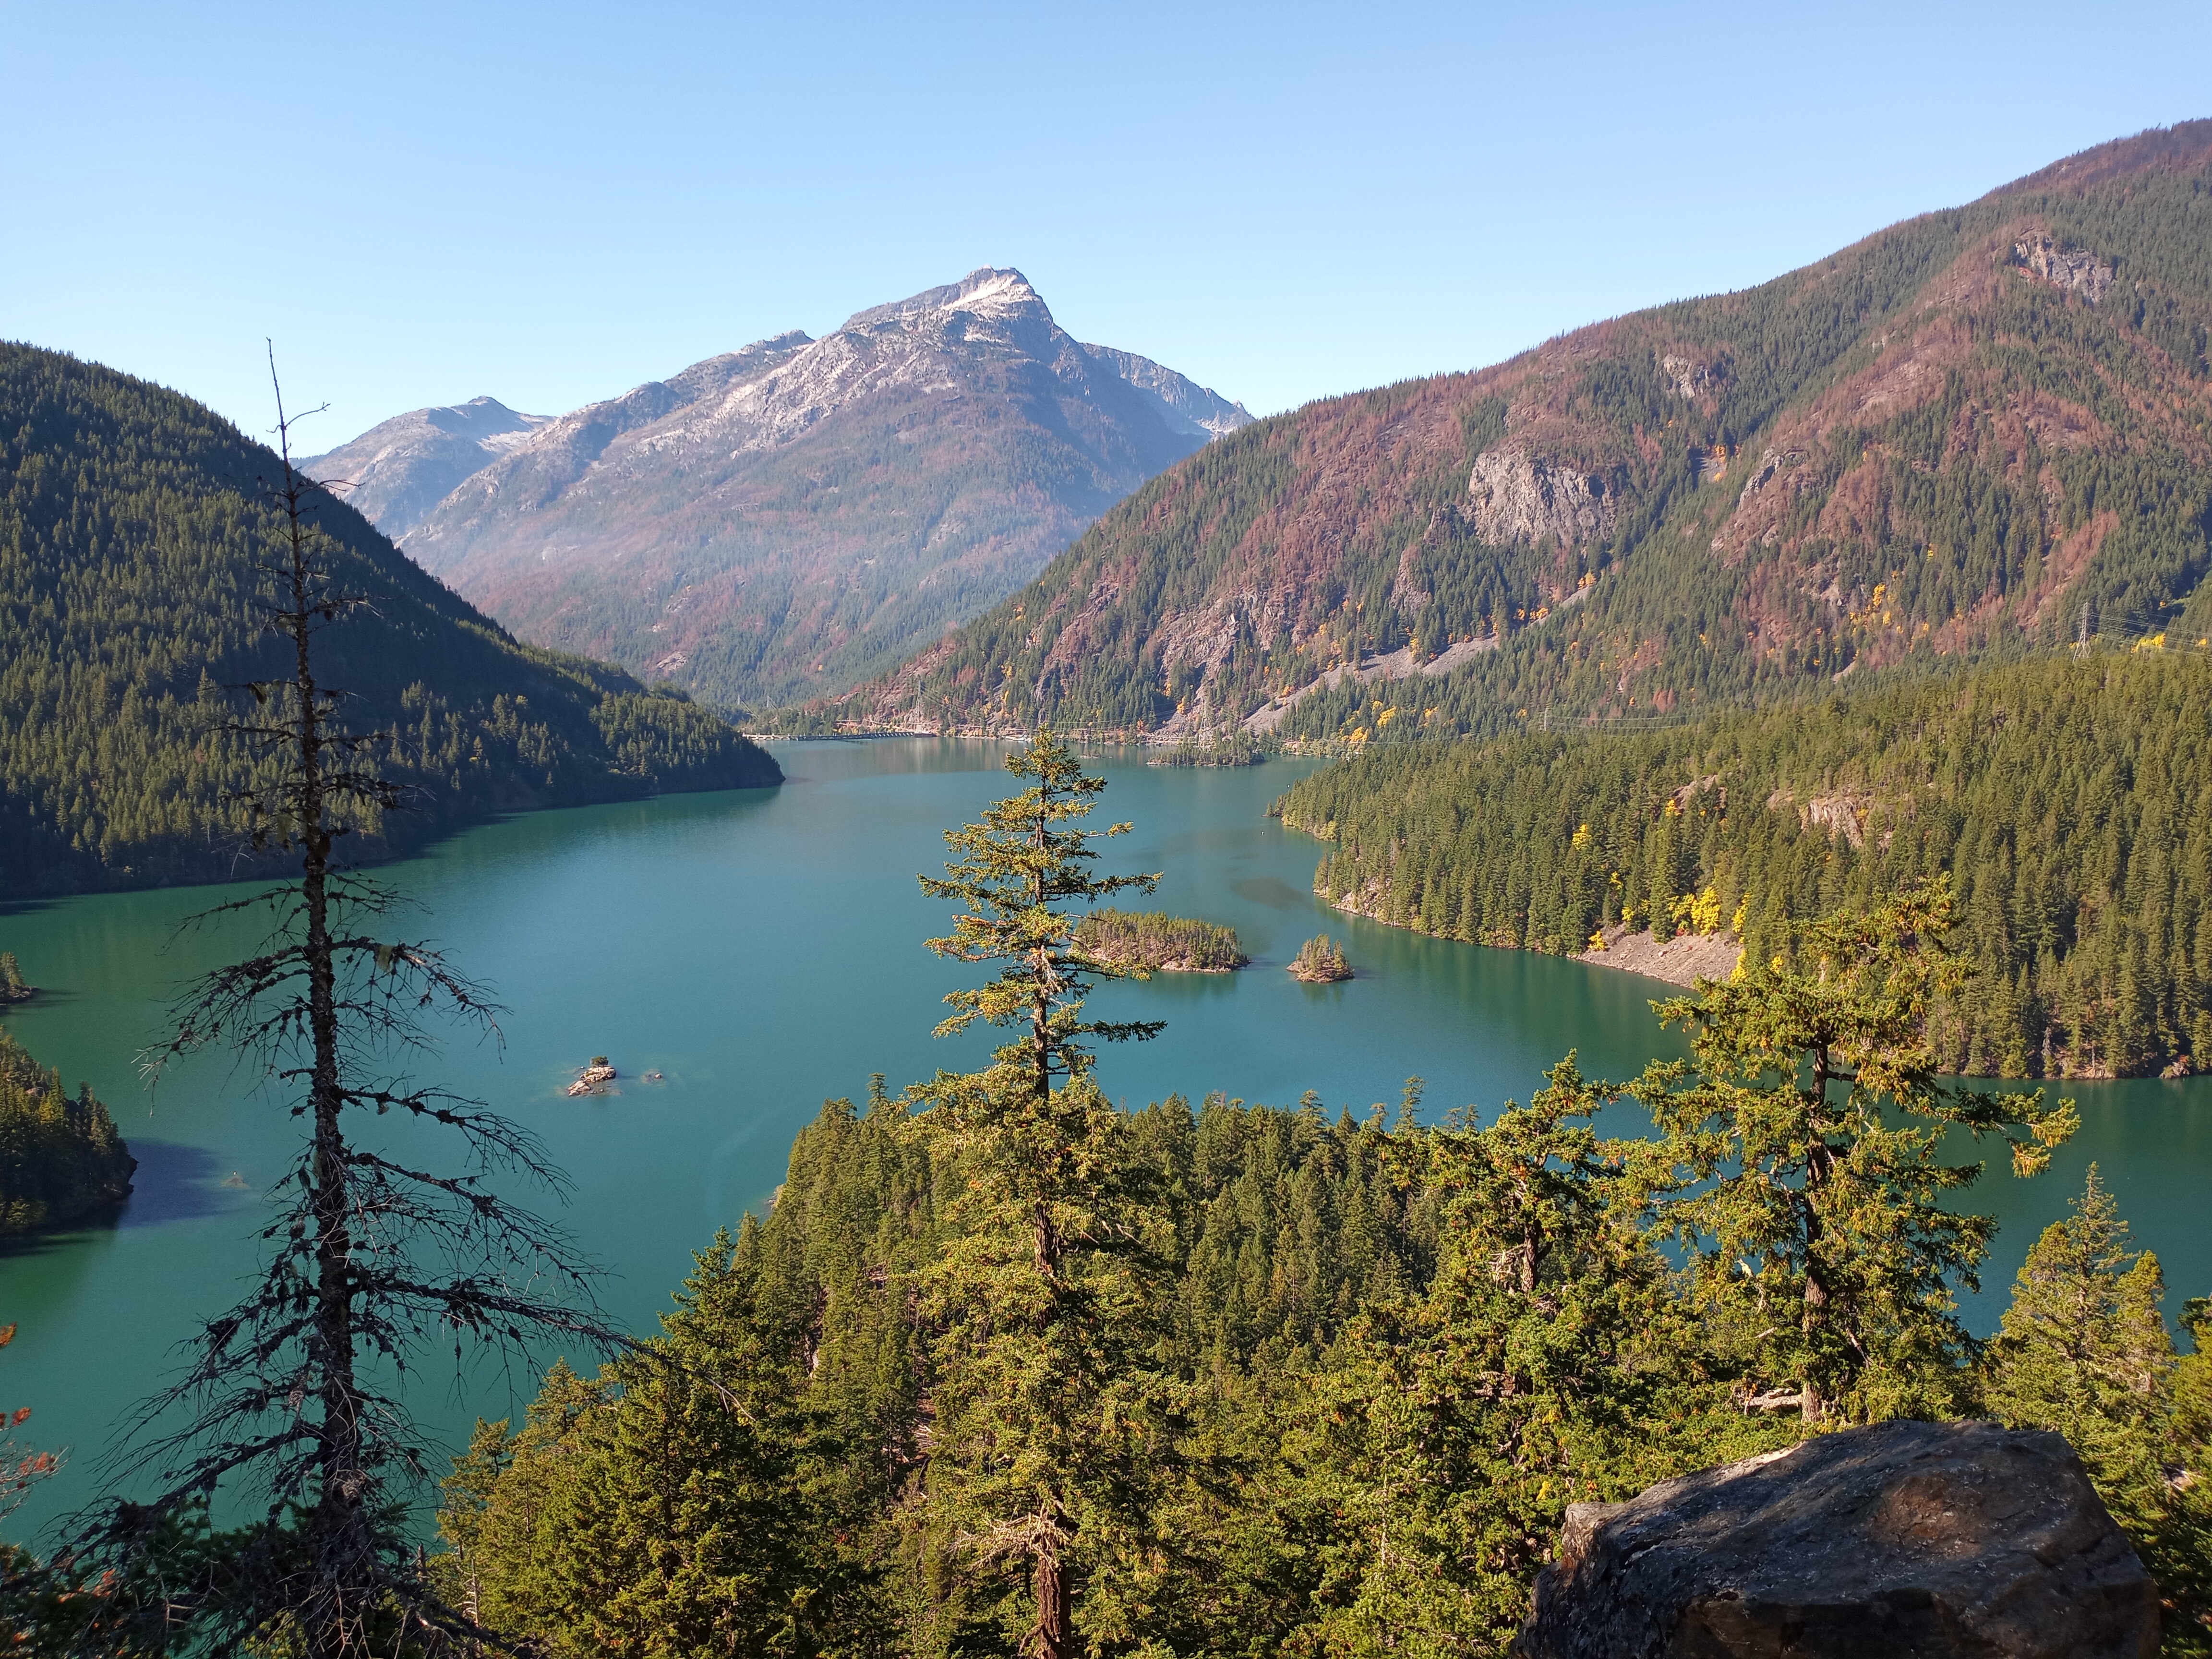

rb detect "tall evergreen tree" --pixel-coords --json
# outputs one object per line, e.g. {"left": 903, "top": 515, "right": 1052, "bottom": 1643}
{"left": 912, "top": 733, "right": 1171, "bottom": 1659}
{"left": 1633, "top": 877, "right": 2078, "bottom": 1421}
{"left": 919, "top": 731, "right": 1164, "bottom": 1099}
{"left": 2165, "top": 1298, "right": 2212, "bottom": 1657}
{"left": 1307, "top": 1060, "right": 1780, "bottom": 1655}
{"left": 1984, "top": 1167, "right": 2174, "bottom": 1516}
{"left": 437, "top": 1232, "right": 874, "bottom": 1659}
{"left": 1983, "top": 1169, "right": 2211, "bottom": 1652}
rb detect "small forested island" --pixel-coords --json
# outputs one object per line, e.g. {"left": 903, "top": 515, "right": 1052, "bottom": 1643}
{"left": 1073, "top": 909, "right": 1247, "bottom": 971}
{"left": 1147, "top": 733, "right": 1264, "bottom": 767}
{"left": 0, "top": 1028, "right": 135, "bottom": 1232}
{"left": 0, "top": 952, "right": 30, "bottom": 1003}
{"left": 1290, "top": 933, "right": 1352, "bottom": 982}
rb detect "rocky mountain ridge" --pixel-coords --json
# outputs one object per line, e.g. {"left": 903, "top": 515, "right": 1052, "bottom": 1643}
{"left": 802, "top": 122, "right": 2212, "bottom": 743}
{"left": 301, "top": 396, "right": 551, "bottom": 536}
{"left": 368, "top": 269, "right": 1249, "bottom": 709}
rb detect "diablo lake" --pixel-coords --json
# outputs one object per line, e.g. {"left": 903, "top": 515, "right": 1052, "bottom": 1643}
{"left": 1, "top": 738, "right": 2207, "bottom": 1539}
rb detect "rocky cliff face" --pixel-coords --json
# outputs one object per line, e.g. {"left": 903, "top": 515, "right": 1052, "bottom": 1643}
{"left": 300, "top": 397, "right": 550, "bottom": 536}
{"left": 1078, "top": 343, "right": 1253, "bottom": 439}
{"left": 1467, "top": 448, "right": 1618, "bottom": 548}
{"left": 1513, "top": 1420, "right": 2159, "bottom": 1659}
{"left": 382, "top": 270, "right": 1249, "bottom": 710}
{"left": 2014, "top": 233, "right": 2115, "bottom": 304}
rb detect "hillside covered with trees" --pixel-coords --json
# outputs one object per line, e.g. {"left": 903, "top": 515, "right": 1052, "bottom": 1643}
{"left": 1279, "top": 649, "right": 2212, "bottom": 1080}
{"left": 793, "top": 123, "right": 2212, "bottom": 745}
{"left": 10, "top": 734, "right": 2205, "bottom": 1655}
{"left": 0, "top": 343, "right": 781, "bottom": 898}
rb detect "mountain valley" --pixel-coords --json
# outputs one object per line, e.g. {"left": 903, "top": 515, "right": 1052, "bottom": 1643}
{"left": 8, "top": 79, "right": 2212, "bottom": 1659}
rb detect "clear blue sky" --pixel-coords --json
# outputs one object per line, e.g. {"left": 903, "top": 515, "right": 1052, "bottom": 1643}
{"left": 7, "top": 1, "right": 2207, "bottom": 444}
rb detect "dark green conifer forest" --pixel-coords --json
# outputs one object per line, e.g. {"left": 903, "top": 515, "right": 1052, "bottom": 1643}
{"left": 0, "top": 344, "right": 781, "bottom": 898}
{"left": 1281, "top": 650, "right": 2212, "bottom": 1078}
{"left": 0, "top": 1027, "right": 133, "bottom": 1234}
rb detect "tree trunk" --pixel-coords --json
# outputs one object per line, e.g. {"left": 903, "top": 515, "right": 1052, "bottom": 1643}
{"left": 1029, "top": 1539, "right": 1070, "bottom": 1659}
{"left": 289, "top": 488, "right": 364, "bottom": 1658}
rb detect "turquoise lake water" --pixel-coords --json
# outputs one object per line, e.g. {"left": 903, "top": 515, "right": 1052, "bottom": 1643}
{"left": 0, "top": 737, "right": 2205, "bottom": 1540}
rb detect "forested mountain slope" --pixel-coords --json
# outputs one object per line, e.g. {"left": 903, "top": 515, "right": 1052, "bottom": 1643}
{"left": 805, "top": 122, "right": 2212, "bottom": 739}
{"left": 399, "top": 269, "right": 1252, "bottom": 710}
{"left": 1279, "top": 649, "right": 2212, "bottom": 1079}
{"left": 0, "top": 343, "right": 781, "bottom": 898}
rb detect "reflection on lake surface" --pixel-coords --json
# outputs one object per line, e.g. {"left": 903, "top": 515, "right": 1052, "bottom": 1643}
{"left": 0, "top": 738, "right": 2204, "bottom": 1538}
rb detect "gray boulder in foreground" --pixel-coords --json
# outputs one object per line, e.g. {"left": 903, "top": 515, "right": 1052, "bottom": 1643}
{"left": 1513, "top": 1419, "right": 2157, "bottom": 1659}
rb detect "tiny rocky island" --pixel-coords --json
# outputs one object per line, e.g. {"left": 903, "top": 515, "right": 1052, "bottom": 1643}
{"left": 1290, "top": 935, "right": 1352, "bottom": 983}
{"left": 0, "top": 951, "right": 32, "bottom": 1004}
{"left": 566, "top": 1057, "right": 617, "bottom": 1096}
{"left": 1073, "top": 910, "right": 1249, "bottom": 972}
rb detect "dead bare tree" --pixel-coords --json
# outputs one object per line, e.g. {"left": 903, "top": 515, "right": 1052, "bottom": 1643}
{"left": 67, "top": 351, "right": 615, "bottom": 1657}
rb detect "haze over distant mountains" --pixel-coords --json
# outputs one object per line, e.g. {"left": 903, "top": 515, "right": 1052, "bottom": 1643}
{"left": 317, "top": 269, "right": 1250, "bottom": 710}
{"left": 302, "top": 397, "right": 552, "bottom": 536}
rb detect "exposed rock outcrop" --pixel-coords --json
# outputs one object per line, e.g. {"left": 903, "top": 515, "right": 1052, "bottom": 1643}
{"left": 1467, "top": 448, "right": 1618, "bottom": 547}
{"left": 1767, "top": 787, "right": 1871, "bottom": 849}
{"left": 1735, "top": 444, "right": 1808, "bottom": 509}
{"left": 1574, "top": 926, "right": 1740, "bottom": 986}
{"left": 1513, "top": 1419, "right": 2159, "bottom": 1659}
{"left": 1240, "top": 637, "right": 1500, "bottom": 734}
{"left": 1660, "top": 353, "right": 1713, "bottom": 399}
{"left": 566, "top": 1059, "right": 616, "bottom": 1097}
{"left": 2014, "top": 235, "right": 2114, "bottom": 305}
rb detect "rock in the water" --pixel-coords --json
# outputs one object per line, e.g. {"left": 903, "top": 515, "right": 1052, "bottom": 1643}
{"left": 566, "top": 1060, "right": 617, "bottom": 1097}
{"left": 1513, "top": 1419, "right": 2158, "bottom": 1659}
